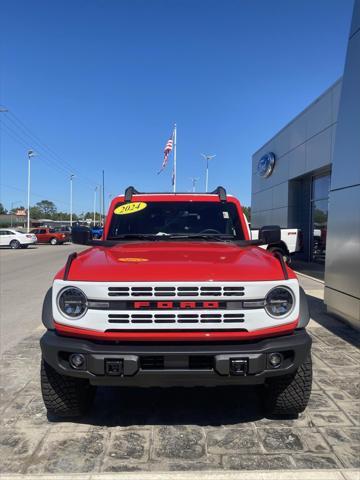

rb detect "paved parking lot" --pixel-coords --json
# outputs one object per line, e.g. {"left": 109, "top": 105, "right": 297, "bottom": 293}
{"left": 0, "top": 247, "right": 359, "bottom": 476}
{"left": 0, "top": 243, "right": 86, "bottom": 353}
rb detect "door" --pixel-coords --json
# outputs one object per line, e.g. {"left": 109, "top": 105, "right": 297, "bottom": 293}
{"left": 37, "top": 228, "right": 48, "bottom": 243}
{"left": 0, "top": 230, "right": 14, "bottom": 246}
{"left": 0, "top": 231, "right": 10, "bottom": 245}
{"left": 311, "top": 173, "right": 330, "bottom": 263}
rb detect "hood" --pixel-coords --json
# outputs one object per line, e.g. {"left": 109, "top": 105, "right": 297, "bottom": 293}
{"left": 60, "top": 241, "right": 294, "bottom": 282}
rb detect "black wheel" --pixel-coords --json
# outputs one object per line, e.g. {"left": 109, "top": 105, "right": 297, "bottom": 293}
{"left": 50, "top": 237, "right": 58, "bottom": 245}
{"left": 268, "top": 246, "right": 291, "bottom": 265}
{"left": 264, "top": 354, "right": 312, "bottom": 416}
{"left": 10, "top": 239, "right": 21, "bottom": 249}
{"left": 41, "top": 359, "right": 96, "bottom": 417}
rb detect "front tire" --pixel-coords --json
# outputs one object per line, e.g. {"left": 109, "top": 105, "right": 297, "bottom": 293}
{"left": 264, "top": 354, "right": 312, "bottom": 416}
{"left": 10, "top": 239, "right": 21, "bottom": 249}
{"left": 50, "top": 238, "right": 58, "bottom": 245}
{"left": 41, "top": 359, "right": 96, "bottom": 417}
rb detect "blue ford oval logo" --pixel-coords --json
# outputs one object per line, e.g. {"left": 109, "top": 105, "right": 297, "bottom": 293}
{"left": 257, "top": 152, "right": 276, "bottom": 178}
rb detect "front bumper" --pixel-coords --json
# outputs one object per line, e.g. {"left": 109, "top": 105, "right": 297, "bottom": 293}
{"left": 40, "top": 329, "right": 311, "bottom": 387}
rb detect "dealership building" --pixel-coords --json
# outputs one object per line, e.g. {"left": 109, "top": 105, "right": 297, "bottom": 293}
{"left": 251, "top": 0, "right": 360, "bottom": 329}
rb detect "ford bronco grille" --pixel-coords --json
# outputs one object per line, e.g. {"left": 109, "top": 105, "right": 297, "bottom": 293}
{"left": 108, "top": 285, "right": 245, "bottom": 298}
{"left": 107, "top": 312, "right": 245, "bottom": 324}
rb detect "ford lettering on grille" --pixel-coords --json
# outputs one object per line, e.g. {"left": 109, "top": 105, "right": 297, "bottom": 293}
{"left": 134, "top": 301, "right": 220, "bottom": 309}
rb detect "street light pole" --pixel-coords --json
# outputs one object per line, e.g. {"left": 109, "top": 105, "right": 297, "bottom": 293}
{"left": 27, "top": 150, "right": 36, "bottom": 233}
{"left": 201, "top": 153, "right": 216, "bottom": 192}
{"left": 99, "top": 185, "right": 102, "bottom": 226}
{"left": 70, "top": 174, "right": 75, "bottom": 227}
{"left": 93, "top": 186, "right": 97, "bottom": 225}
{"left": 190, "top": 177, "right": 199, "bottom": 192}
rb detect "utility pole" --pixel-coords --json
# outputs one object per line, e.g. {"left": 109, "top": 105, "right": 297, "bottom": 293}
{"left": 102, "top": 170, "right": 105, "bottom": 221}
{"left": 93, "top": 186, "right": 97, "bottom": 225}
{"left": 26, "top": 150, "right": 37, "bottom": 232}
{"left": 201, "top": 153, "right": 216, "bottom": 192}
{"left": 99, "top": 185, "right": 102, "bottom": 225}
{"left": 190, "top": 177, "right": 199, "bottom": 192}
{"left": 70, "top": 174, "right": 75, "bottom": 227}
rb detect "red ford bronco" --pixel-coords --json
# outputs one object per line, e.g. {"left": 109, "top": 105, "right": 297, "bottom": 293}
{"left": 40, "top": 187, "right": 312, "bottom": 417}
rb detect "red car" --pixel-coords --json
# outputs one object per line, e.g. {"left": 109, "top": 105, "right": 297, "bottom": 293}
{"left": 40, "top": 186, "right": 312, "bottom": 418}
{"left": 31, "top": 227, "right": 69, "bottom": 245}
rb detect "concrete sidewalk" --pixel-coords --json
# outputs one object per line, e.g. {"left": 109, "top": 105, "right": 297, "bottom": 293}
{"left": 1, "top": 277, "right": 359, "bottom": 477}
{"left": 0, "top": 468, "right": 359, "bottom": 479}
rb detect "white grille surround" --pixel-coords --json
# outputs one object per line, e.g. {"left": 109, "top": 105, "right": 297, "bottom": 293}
{"left": 52, "top": 279, "right": 300, "bottom": 332}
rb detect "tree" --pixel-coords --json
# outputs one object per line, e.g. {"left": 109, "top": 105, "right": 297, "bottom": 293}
{"left": 29, "top": 206, "right": 42, "bottom": 219}
{"left": 242, "top": 206, "right": 251, "bottom": 222}
{"left": 34, "top": 200, "right": 57, "bottom": 217}
{"left": 82, "top": 212, "right": 102, "bottom": 223}
{"left": 0, "top": 203, "right": 7, "bottom": 214}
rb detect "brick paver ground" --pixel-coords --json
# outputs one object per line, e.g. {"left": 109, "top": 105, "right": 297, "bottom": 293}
{"left": 0, "top": 286, "right": 359, "bottom": 475}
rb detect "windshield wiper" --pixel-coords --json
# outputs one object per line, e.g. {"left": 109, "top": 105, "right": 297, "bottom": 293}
{"left": 107, "top": 234, "right": 158, "bottom": 241}
{"left": 166, "top": 234, "right": 237, "bottom": 242}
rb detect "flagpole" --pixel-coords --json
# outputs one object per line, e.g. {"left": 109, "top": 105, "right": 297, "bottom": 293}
{"left": 173, "top": 123, "right": 177, "bottom": 192}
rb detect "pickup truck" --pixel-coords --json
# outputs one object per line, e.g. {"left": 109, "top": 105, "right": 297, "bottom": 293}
{"left": 250, "top": 227, "right": 302, "bottom": 264}
{"left": 40, "top": 186, "right": 312, "bottom": 418}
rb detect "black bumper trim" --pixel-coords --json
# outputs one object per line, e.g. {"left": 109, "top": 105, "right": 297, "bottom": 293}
{"left": 40, "top": 329, "right": 312, "bottom": 387}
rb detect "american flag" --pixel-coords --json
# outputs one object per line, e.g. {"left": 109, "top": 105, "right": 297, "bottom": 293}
{"left": 158, "top": 131, "right": 174, "bottom": 174}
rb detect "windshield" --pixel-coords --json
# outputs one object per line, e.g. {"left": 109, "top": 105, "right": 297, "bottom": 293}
{"left": 107, "top": 201, "right": 245, "bottom": 240}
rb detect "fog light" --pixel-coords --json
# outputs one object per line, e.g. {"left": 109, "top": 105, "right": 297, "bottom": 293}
{"left": 268, "top": 352, "right": 282, "bottom": 368}
{"left": 69, "top": 353, "right": 85, "bottom": 369}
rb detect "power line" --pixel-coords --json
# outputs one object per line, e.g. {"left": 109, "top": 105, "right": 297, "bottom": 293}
{"left": 5, "top": 110, "right": 98, "bottom": 186}
{"left": 1, "top": 121, "right": 75, "bottom": 178}
{"left": 1, "top": 110, "right": 98, "bottom": 188}
{"left": 1, "top": 183, "right": 88, "bottom": 211}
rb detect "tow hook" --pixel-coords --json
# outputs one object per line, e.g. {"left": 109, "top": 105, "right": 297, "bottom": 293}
{"left": 230, "top": 358, "right": 248, "bottom": 376}
{"left": 105, "top": 359, "right": 124, "bottom": 376}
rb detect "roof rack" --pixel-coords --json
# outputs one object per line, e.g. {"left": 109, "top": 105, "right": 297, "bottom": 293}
{"left": 124, "top": 186, "right": 140, "bottom": 203}
{"left": 210, "top": 186, "right": 227, "bottom": 202}
{"left": 123, "top": 185, "right": 227, "bottom": 203}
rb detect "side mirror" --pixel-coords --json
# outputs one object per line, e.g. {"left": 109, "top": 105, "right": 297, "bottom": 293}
{"left": 71, "top": 226, "right": 91, "bottom": 245}
{"left": 259, "top": 225, "right": 281, "bottom": 244}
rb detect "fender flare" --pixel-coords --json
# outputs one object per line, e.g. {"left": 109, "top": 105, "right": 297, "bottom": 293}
{"left": 42, "top": 287, "right": 55, "bottom": 330}
{"left": 297, "top": 286, "right": 310, "bottom": 329}
{"left": 267, "top": 241, "right": 290, "bottom": 256}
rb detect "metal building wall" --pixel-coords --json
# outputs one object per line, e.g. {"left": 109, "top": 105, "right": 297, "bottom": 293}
{"left": 324, "top": 0, "right": 360, "bottom": 329}
{"left": 251, "top": 80, "right": 341, "bottom": 231}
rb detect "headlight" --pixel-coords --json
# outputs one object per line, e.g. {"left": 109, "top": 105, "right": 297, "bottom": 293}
{"left": 265, "top": 287, "right": 295, "bottom": 318}
{"left": 57, "top": 287, "right": 88, "bottom": 319}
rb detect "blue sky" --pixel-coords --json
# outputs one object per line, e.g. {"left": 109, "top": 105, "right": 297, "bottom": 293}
{"left": 0, "top": 0, "right": 354, "bottom": 213}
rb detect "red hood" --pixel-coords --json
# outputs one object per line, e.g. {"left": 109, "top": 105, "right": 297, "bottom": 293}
{"left": 58, "top": 242, "right": 295, "bottom": 282}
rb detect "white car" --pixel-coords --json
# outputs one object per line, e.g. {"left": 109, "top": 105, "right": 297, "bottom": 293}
{"left": 0, "top": 228, "right": 37, "bottom": 249}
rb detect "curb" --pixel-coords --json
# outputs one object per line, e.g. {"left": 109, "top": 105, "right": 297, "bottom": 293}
{"left": 0, "top": 469, "right": 358, "bottom": 480}
{"left": 294, "top": 270, "right": 325, "bottom": 285}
